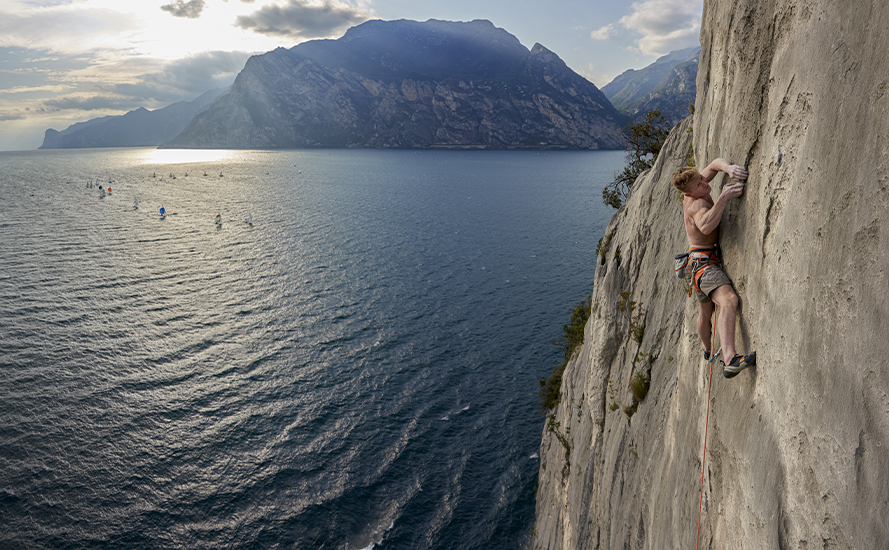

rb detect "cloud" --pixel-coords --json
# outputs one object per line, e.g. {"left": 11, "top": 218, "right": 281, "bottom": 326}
{"left": 150, "top": 51, "right": 247, "bottom": 90}
{"left": 590, "top": 24, "right": 615, "bottom": 41}
{"left": 15, "top": 50, "right": 247, "bottom": 117}
{"left": 43, "top": 95, "right": 138, "bottom": 111}
{"left": 118, "top": 50, "right": 249, "bottom": 100}
{"left": 0, "top": 111, "right": 27, "bottom": 121}
{"left": 160, "top": 0, "right": 206, "bottom": 19}
{"left": 0, "top": 3, "right": 137, "bottom": 53}
{"left": 85, "top": 51, "right": 246, "bottom": 105}
{"left": 619, "top": 0, "right": 702, "bottom": 55}
{"left": 0, "top": 83, "right": 74, "bottom": 96}
{"left": 235, "top": 0, "right": 369, "bottom": 40}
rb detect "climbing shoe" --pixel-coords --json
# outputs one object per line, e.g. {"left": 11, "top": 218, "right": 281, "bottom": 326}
{"left": 722, "top": 352, "right": 756, "bottom": 379}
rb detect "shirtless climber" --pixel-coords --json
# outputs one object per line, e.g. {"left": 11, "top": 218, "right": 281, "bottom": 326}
{"left": 672, "top": 159, "right": 756, "bottom": 378}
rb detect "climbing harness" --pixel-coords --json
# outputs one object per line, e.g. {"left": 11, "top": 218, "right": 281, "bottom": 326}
{"left": 686, "top": 247, "right": 721, "bottom": 297}
{"left": 695, "top": 307, "right": 720, "bottom": 550}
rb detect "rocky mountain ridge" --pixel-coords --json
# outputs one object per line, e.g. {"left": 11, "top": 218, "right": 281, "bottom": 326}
{"left": 602, "top": 47, "right": 699, "bottom": 125}
{"left": 532, "top": 0, "right": 889, "bottom": 548}
{"left": 163, "top": 19, "right": 625, "bottom": 150}
{"left": 39, "top": 88, "right": 225, "bottom": 149}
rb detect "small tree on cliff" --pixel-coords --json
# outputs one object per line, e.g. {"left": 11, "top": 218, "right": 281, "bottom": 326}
{"left": 602, "top": 109, "right": 672, "bottom": 209}
{"left": 539, "top": 295, "right": 591, "bottom": 412}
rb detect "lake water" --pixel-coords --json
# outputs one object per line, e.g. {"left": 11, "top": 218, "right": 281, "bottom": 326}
{"left": 0, "top": 147, "right": 622, "bottom": 549}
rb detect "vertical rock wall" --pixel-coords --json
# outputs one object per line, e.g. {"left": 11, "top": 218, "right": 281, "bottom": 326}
{"left": 532, "top": 1, "right": 889, "bottom": 548}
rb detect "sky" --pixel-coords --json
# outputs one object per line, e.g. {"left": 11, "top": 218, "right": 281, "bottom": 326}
{"left": 0, "top": 0, "right": 704, "bottom": 151}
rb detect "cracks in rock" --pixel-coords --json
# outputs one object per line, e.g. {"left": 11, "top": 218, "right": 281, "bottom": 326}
{"left": 854, "top": 430, "right": 866, "bottom": 486}
{"left": 778, "top": 502, "right": 791, "bottom": 550}
{"left": 762, "top": 194, "right": 775, "bottom": 260}
{"left": 744, "top": 133, "right": 761, "bottom": 176}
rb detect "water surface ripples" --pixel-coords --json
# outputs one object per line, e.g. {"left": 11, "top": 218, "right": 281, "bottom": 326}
{"left": 0, "top": 147, "right": 622, "bottom": 549}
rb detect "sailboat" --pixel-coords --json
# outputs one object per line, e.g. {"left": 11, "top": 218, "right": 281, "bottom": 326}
{"left": 159, "top": 206, "right": 166, "bottom": 219}
{"left": 246, "top": 212, "right": 253, "bottom": 226}
{"left": 133, "top": 197, "right": 139, "bottom": 209}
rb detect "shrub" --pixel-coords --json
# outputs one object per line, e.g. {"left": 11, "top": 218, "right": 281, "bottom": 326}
{"left": 602, "top": 109, "right": 672, "bottom": 209}
{"left": 623, "top": 401, "right": 638, "bottom": 420}
{"left": 539, "top": 363, "right": 566, "bottom": 412}
{"left": 629, "top": 370, "right": 650, "bottom": 402}
{"left": 547, "top": 415, "right": 571, "bottom": 456}
{"left": 618, "top": 292, "right": 645, "bottom": 344}
{"left": 538, "top": 295, "right": 591, "bottom": 412}
{"left": 596, "top": 233, "right": 612, "bottom": 264}
{"left": 555, "top": 295, "right": 591, "bottom": 362}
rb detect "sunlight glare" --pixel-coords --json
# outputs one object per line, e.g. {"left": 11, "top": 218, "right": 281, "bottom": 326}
{"left": 86, "top": 0, "right": 290, "bottom": 59}
{"left": 142, "top": 149, "right": 235, "bottom": 165}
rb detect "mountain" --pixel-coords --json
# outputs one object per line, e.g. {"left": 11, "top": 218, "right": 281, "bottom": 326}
{"left": 602, "top": 46, "right": 699, "bottom": 125}
{"left": 163, "top": 19, "right": 625, "bottom": 150}
{"left": 533, "top": 0, "right": 889, "bottom": 548}
{"left": 39, "top": 88, "right": 226, "bottom": 149}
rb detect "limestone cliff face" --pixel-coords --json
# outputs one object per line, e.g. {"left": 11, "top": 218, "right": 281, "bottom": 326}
{"left": 532, "top": 1, "right": 889, "bottom": 548}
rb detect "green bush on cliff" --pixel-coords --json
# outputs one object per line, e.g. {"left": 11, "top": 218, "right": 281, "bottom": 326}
{"left": 596, "top": 232, "right": 612, "bottom": 264}
{"left": 629, "top": 370, "right": 650, "bottom": 402}
{"left": 602, "top": 109, "right": 672, "bottom": 209}
{"left": 539, "top": 295, "right": 591, "bottom": 412}
{"left": 555, "top": 295, "right": 591, "bottom": 360}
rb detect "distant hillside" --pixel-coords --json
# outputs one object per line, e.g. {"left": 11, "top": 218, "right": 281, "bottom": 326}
{"left": 39, "top": 88, "right": 226, "bottom": 149}
{"left": 602, "top": 47, "right": 699, "bottom": 125}
{"left": 164, "top": 19, "right": 626, "bottom": 150}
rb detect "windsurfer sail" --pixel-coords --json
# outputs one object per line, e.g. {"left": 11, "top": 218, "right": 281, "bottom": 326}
{"left": 159, "top": 206, "right": 166, "bottom": 218}
{"left": 215, "top": 213, "right": 221, "bottom": 225}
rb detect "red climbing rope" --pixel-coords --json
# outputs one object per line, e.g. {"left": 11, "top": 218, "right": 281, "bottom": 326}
{"left": 695, "top": 306, "right": 718, "bottom": 550}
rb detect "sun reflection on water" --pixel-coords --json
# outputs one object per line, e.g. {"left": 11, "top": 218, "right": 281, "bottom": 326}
{"left": 141, "top": 149, "right": 236, "bottom": 165}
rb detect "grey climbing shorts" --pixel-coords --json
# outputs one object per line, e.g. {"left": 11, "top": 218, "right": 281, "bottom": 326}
{"left": 693, "top": 264, "right": 733, "bottom": 303}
